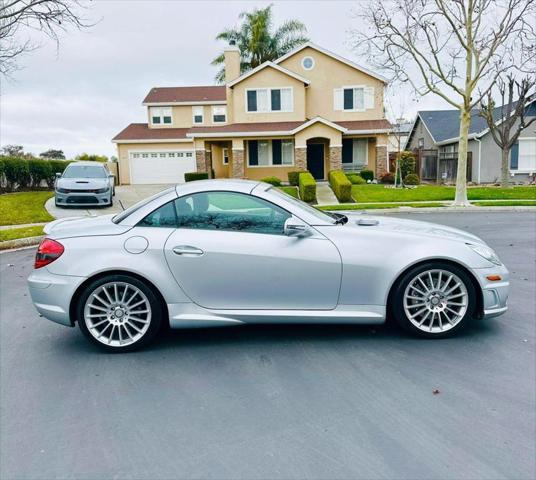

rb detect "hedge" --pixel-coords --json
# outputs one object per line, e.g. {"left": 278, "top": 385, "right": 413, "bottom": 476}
{"left": 298, "top": 172, "right": 316, "bottom": 203}
{"left": 329, "top": 170, "right": 352, "bottom": 202}
{"left": 184, "top": 172, "right": 209, "bottom": 182}
{"left": 404, "top": 173, "right": 420, "bottom": 185}
{"left": 261, "top": 176, "right": 282, "bottom": 186}
{"left": 347, "top": 174, "right": 366, "bottom": 185}
{"left": 0, "top": 157, "right": 72, "bottom": 192}
{"left": 360, "top": 169, "right": 374, "bottom": 182}
{"left": 288, "top": 170, "right": 307, "bottom": 186}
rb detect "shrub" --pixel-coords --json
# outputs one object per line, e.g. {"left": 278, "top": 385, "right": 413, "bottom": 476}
{"left": 380, "top": 172, "right": 395, "bottom": 184}
{"left": 404, "top": 173, "right": 421, "bottom": 185}
{"left": 28, "top": 159, "right": 52, "bottom": 188}
{"left": 328, "top": 170, "right": 352, "bottom": 202}
{"left": 184, "top": 172, "right": 209, "bottom": 182}
{"left": 347, "top": 174, "right": 366, "bottom": 185}
{"left": 298, "top": 172, "right": 316, "bottom": 202}
{"left": 360, "top": 169, "right": 374, "bottom": 182}
{"left": 288, "top": 170, "right": 307, "bottom": 186}
{"left": 398, "top": 151, "right": 416, "bottom": 179}
{"left": 261, "top": 176, "right": 282, "bottom": 187}
{"left": 2, "top": 157, "right": 30, "bottom": 191}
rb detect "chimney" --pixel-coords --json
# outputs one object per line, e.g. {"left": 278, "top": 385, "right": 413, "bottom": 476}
{"left": 224, "top": 41, "right": 240, "bottom": 83}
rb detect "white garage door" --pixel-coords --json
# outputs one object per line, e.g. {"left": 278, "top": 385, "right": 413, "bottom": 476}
{"left": 129, "top": 151, "right": 196, "bottom": 184}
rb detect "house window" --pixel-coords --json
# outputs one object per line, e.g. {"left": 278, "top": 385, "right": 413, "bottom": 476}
{"left": 151, "top": 107, "right": 172, "bottom": 125}
{"left": 246, "top": 88, "right": 293, "bottom": 112}
{"left": 343, "top": 88, "right": 364, "bottom": 111}
{"left": 192, "top": 106, "right": 204, "bottom": 124}
{"left": 342, "top": 138, "right": 368, "bottom": 169}
{"left": 334, "top": 86, "right": 374, "bottom": 111}
{"left": 212, "top": 106, "right": 227, "bottom": 123}
{"left": 302, "top": 56, "right": 315, "bottom": 70}
{"left": 517, "top": 138, "right": 536, "bottom": 171}
{"left": 186, "top": 152, "right": 193, "bottom": 157}
{"left": 418, "top": 138, "right": 424, "bottom": 148}
{"left": 222, "top": 148, "right": 229, "bottom": 165}
{"left": 247, "top": 140, "right": 294, "bottom": 166}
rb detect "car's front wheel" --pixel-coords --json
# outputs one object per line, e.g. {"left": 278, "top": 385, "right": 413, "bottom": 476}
{"left": 392, "top": 262, "right": 476, "bottom": 338}
{"left": 76, "top": 275, "right": 163, "bottom": 352}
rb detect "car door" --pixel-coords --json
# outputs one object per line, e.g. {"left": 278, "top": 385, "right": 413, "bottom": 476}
{"left": 163, "top": 190, "right": 342, "bottom": 310}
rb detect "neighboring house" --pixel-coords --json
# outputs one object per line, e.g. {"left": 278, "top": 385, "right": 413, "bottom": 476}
{"left": 406, "top": 101, "right": 536, "bottom": 183}
{"left": 387, "top": 121, "right": 412, "bottom": 153}
{"left": 112, "top": 43, "right": 392, "bottom": 185}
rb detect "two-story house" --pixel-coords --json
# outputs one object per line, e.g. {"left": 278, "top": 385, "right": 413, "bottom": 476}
{"left": 112, "top": 43, "right": 392, "bottom": 185}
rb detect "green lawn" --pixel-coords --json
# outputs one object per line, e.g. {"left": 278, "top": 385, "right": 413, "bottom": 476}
{"left": 0, "top": 191, "right": 54, "bottom": 226}
{"left": 0, "top": 225, "right": 44, "bottom": 242}
{"left": 277, "top": 186, "right": 299, "bottom": 198}
{"left": 351, "top": 185, "right": 536, "bottom": 203}
{"left": 319, "top": 202, "right": 446, "bottom": 211}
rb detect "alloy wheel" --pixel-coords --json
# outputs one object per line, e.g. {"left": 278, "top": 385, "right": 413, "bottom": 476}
{"left": 83, "top": 282, "right": 152, "bottom": 347}
{"left": 403, "top": 269, "right": 469, "bottom": 334}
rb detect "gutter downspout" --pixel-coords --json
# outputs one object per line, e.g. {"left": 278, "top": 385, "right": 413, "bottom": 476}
{"left": 475, "top": 137, "right": 482, "bottom": 184}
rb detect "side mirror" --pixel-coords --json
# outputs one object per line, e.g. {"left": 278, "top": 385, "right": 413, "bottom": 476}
{"left": 55, "top": 172, "right": 61, "bottom": 178}
{"left": 284, "top": 217, "right": 311, "bottom": 237}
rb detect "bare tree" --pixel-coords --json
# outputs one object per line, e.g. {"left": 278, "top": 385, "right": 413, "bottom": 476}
{"left": 352, "top": 0, "right": 536, "bottom": 205}
{"left": 0, "top": 0, "right": 90, "bottom": 77}
{"left": 480, "top": 76, "right": 536, "bottom": 187}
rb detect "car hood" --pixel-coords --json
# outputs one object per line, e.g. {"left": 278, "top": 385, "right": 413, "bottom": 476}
{"left": 344, "top": 214, "right": 485, "bottom": 245}
{"left": 44, "top": 214, "right": 131, "bottom": 239}
{"left": 56, "top": 177, "right": 109, "bottom": 190}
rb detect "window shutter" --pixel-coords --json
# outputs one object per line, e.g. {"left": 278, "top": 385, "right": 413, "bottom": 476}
{"left": 510, "top": 142, "right": 519, "bottom": 170}
{"left": 272, "top": 140, "right": 282, "bottom": 165}
{"left": 281, "top": 88, "right": 292, "bottom": 111}
{"left": 248, "top": 140, "right": 258, "bottom": 166}
{"left": 247, "top": 91, "right": 257, "bottom": 112}
{"left": 271, "top": 90, "right": 281, "bottom": 111}
{"left": 364, "top": 87, "right": 375, "bottom": 109}
{"left": 333, "top": 89, "right": 343, "bottom": 111}
{"left": 342, "top": 139, "right": 353, "bottom": 163}
{"left": 344, "top": 89, "right": 354, "bottom": 110}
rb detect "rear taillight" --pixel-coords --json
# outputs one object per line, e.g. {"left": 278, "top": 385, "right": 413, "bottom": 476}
{"left": 35, "top": 238, "right": 64, "bottom": 269}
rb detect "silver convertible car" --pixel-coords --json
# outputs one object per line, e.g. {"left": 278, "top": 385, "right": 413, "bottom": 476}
{"left": 28, "top": 180, "right": 509, "bottom": 351}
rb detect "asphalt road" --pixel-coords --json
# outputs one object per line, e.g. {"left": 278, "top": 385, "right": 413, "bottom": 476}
{"left": 1, "top": 211, "right": 535, "bottom": 480}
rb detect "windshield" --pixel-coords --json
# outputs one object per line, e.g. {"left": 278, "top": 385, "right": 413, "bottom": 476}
{"left": 268, "top": 186, "right": 337, "bottom": 224}
{"left": 112, "top": 187, "right": 176, "bottom": 224}
{"left": 63, "top": 164, "right": 107, "bottom": 179}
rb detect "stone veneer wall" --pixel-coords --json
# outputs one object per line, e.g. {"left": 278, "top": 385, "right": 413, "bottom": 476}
{"left": 375, "top": 145, "right": 388, "bottom": 177}
{"left": 329, "top": 146, "right": 342, "bottom": 172}
{"left": 195, "top": 150, "right": 207, "bottom": 173}
{"left": 232, "top": 149, "right": 245, "bottom": 178}
{"left": 205, "top": 150, "right": 212, "bottom": 178}
{"left": 295, "top": 147, "right": 307, "bottom": 170}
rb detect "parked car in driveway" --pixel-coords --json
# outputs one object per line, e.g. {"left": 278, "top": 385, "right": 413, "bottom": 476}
{"left": 55, "top": 161, "right": 114, "bottom": 207}
{"left": 29, "top": 179, "right": 509, "bottom": 351}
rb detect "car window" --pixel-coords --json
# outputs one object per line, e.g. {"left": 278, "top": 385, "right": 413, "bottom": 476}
{"left": 62, "top": 165, "right": 107, "bottom": 179}
{"left": 175, "top": 191, "right": 291, "bottom": 235}
{"left": 267, "top": 186, "right": 335, "bottom": 224}
{"left": 113, "top": 187, "right": 175, "bottom": 224}
{"left": 138, "top": 200, "right": 177, "bottom": 228}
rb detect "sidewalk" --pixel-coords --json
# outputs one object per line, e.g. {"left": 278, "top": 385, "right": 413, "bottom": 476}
{"left": 315, "top": 183, "right": 339, "bottom": 206}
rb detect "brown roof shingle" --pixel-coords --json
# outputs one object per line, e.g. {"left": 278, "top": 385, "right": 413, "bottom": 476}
{"left": 188, "top": 122, "right": 304, "bottom": 135}
{"left": 112, "top": 124, "right": 190, "bottom": 141}
{"left": 337, "top": 119, "right": 392, "bottom": 131}
{"left": 143, "top": 86, "right": 226, "bottom": 104}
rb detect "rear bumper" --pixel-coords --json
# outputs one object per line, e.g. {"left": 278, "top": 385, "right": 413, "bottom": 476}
{"left": 55, "top": 190, "right": 111, "bottom": 206}
{"left": 472, "top": 265, "right": 510, "bottom": 319}
{"left": 27, "top": 269, "right": 87, "bottom": 326}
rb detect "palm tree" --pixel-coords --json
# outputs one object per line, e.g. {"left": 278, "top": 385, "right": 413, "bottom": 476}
{"left": 211, "top": 4, "right": 309, "bottom": 83}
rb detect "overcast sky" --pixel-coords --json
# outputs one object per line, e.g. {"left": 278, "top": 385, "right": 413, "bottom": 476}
{"left": 0, "top": 0, "right": 452, "bottom": 159}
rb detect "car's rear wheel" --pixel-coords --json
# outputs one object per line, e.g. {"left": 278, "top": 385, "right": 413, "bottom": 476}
{"left": 392, "top": 262, "right": 476, "bottom": 338}
{"left": 76, "top": 275, "right": 163, "bottom": 352}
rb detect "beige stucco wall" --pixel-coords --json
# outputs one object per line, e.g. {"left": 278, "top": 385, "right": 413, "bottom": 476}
{"left": 294, "top": 123, "right": 343, "bottom": 147}
{"left": 116, "top": 142, "right": 195, "bottom": 184}
{"left": 279, "top": 46, "right": 385, "bottom": 122}
{"left": 230, "top": 66, "right": 306, "bottom": 123}
{"left": 147, "top": 104, "right": 227, "bottom": 129}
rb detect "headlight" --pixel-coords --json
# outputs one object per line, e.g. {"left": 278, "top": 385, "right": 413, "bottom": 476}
{"left": 468, "top": 244, "right": 502, "bottom": 266}
{"left": 95, "top": 188, "right": 109, "bottom": 194}
{"left": 56, "top": 188, "right": 69, "bottom": 193}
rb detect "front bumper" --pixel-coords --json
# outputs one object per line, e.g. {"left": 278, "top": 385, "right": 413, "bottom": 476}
{"left": 472, "top": 264, "right": 510, "bottom": 319}
{"left": 55, "top": 190, "right": 111, "bottom": 207}
{"left": 28, "top": 269, "right": 87, "bottom": 326}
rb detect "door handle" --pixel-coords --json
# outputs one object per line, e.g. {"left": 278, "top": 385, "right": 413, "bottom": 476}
{"left": 172, "top": 245, "right": 204, "bottom": 256}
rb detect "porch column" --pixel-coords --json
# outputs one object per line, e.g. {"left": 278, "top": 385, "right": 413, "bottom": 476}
{"left": 329, "top": 145, "right": 342, "bottom": 171}
{"left": 231, "top": 139, "right": 244, "bottom": 178}
{"left": 195, "top": 150, "right": 207, "bottom": 173}
{"left": 295, "top": 147, "right": 307, "bottom": 170}
{"left": 375, "top": 145, "right": 388, "bottom": 177}
{"left": 205, "top": 149, "right": 213, "bottom": 178}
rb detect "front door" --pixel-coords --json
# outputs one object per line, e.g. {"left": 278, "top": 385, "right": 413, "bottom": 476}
{"left": 163, "top": 191, "right": 342, "bottom": 310}
{"left": 307, "top": 144, "right": 325, "bottom": 180}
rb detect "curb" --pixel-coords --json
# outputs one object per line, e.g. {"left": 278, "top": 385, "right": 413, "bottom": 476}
{"left": 0, "top": 235, "right": 43, "bottom": 251}
{"left": 327, "top": 206, "right": 536, "bottom": 214}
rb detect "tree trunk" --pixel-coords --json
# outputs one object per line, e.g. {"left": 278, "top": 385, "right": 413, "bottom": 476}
{"left": 501, "top": 148, "right": 510, "bottom": 188}
{"left": 453, "top": 107, "right": 471, "bottom": 206}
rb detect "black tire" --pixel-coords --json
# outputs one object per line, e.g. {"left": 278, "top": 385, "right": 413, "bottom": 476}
{"left": 76, "top": 274, "right": 164, "bottom": 352}
{"left": 391, "top": 261, "right": 477, "bottom": 339}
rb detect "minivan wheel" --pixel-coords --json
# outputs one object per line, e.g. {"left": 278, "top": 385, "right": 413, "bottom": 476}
{"left": 76, "top": 274, "right": 163, "bottom": 352}
{"left": 392, "top": 262, "right": 476, "bottom": 338}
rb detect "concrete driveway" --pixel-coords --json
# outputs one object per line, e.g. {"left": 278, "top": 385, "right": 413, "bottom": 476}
{"left": 1, "top": 211, "right": 535, "bottom": 479}
{"left": 45, "top": 184, "right": 170, "bottom": 219}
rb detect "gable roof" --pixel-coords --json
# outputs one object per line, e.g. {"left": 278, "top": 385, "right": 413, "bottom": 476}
{"left": 274, "top": 42, "right": 389, "bottom": 84}
{"left": 143, "top": 86, "right": 226, "bottom": 105}
{"left": 226, "top": 61, "right": 311, "bottom": 88}
{"left": 112, "top": 123, "right": 191, "bottom": 143}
